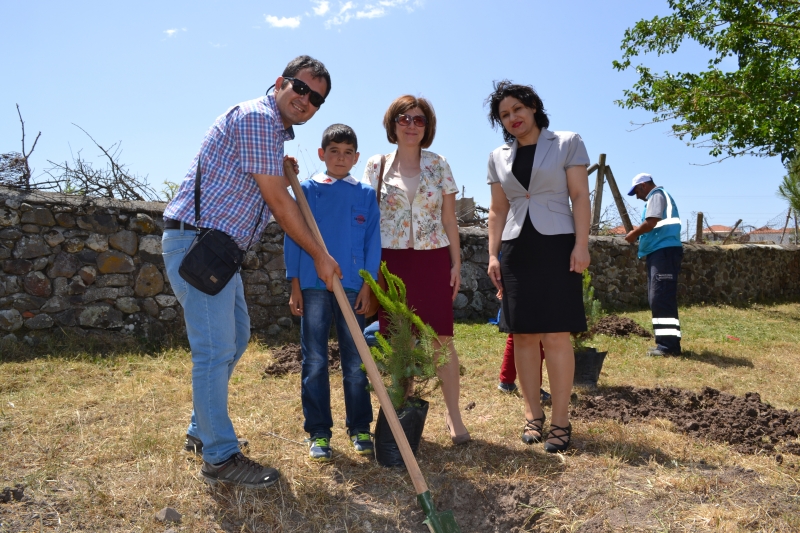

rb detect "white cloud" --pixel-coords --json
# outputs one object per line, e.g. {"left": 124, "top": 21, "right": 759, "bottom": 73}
{"left": 312, "top": 1, "right": 330, "bottom": 16}
{"left": 265, "top": 15, "right": 302, "bottom": 28}
{"left": 163, "top": 27, "right": 187, "bottom": 38}
{"left": 323, "top": 0, "right": 418, "bottom": 27}
{"left": 325, "top": 2, "right": 358, "bottom": 27}
{"left": 356, "top": 7, "right": 385, "bottom": 18}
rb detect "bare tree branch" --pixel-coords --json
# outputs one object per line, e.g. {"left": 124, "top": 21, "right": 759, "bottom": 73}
{"left": 34, "top": 124, "right": 160, "bottom": 201}
{"left": 3, "top": 104, "right": 42, "bottom": 190}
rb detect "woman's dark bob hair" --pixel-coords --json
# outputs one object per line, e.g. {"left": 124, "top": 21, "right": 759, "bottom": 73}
{"left": 485, "top": 80, "right": 549, "bottom": 143}
{"left": 383, "top": 95, "right": 437, "bottom": 149}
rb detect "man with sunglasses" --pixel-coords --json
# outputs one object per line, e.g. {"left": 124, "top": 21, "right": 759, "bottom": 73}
{"left": 162, "top": 55, "right": 340, "bottom": 489}
{"left": 624, "top": 173, "right": 683, "bottom": 357}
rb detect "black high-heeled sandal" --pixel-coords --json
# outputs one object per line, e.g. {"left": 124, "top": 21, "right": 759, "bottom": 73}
{"left": 544, "top": 423, "right": 572, "bottom": 453}
{"left": 521, "top": 415, "right": 545, "bottom": 445}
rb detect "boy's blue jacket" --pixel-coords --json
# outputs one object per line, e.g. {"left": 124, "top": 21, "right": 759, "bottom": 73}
{"left": 284, "top": 172, "right": 381, "bottom": 291}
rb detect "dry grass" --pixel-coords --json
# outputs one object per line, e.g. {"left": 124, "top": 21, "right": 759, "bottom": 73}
{"left": 1, "top": 303, "right": 800, "bottom": 532}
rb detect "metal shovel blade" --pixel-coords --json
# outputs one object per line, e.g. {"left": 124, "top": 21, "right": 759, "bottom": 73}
{"left": 418, "top": 491, "right": 461, "bottom": 533}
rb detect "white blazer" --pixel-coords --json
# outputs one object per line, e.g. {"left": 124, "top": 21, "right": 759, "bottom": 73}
{"left": 487, "top": 128, "right": 589, "bottom": 239}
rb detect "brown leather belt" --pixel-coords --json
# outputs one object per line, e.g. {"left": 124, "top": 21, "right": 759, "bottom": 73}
{"left": 163, "top": 218, "right": 199, "bottom": 231}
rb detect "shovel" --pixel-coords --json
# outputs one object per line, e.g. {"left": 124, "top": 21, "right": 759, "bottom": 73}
{"left": 282, "top": 160, "right": 461, "bottom": 533}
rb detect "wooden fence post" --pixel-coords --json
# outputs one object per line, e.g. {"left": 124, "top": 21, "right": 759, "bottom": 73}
{"left": 722, "top": 219, "right": 742, "bottom": 245}
{"left": 696, "top": 212, "right": 704, "bottom": 243}
{"left": 604, "top": 165, "right": 633, "bottom": 233}
{"left": 590, "top": 154, "right": 606, "bottom": 234}
{"left": 780, "top": 208, "right": 792, "bottom": 244}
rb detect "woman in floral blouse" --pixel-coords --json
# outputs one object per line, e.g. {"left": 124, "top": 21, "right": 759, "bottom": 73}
{"left": 363, "top": 95, "right": 469, "bottom": 445}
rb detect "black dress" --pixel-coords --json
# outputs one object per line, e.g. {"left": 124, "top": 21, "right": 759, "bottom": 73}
{"left": 499, "top": 144, "right": 587, "bottom": 334}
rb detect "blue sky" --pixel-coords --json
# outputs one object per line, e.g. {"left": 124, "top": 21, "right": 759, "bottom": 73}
{"left": 1, "top": 0, "right": 792, "bottom": 233}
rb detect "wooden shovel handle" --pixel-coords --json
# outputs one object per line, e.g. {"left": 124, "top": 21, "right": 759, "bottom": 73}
{"left": 282, "top": 161, "right": 429, "bottom": 495}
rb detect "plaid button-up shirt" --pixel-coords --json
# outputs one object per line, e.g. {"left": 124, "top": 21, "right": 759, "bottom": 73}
{"left": 164, "top": 95, "right": 294, "bottom": 249}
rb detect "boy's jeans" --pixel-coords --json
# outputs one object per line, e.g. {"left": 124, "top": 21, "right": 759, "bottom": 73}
{"left": 301, "top": 289, "right": 372, "bottom": 439}
{"left": 162, "top": 228, "right": 249, "bottom": 464}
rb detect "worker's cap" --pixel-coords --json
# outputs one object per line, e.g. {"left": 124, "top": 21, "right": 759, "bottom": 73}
{"left": 627, "top": 173, "right": 653, "bottom": 196}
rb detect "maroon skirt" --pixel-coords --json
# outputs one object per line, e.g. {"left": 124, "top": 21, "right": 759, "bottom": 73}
{"left": 378, "top": 247, "right": 454, "bottom": 337}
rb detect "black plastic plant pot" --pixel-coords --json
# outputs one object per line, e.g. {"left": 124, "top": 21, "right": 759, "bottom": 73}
{"left": 374, "top": 398, "right": 429, "bottom": 467}
{"left": 573, "top": 348, "right": 607, "bottom": 389}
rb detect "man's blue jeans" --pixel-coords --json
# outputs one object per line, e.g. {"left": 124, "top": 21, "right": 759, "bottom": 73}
{"left": 162, "top": 228, "right": 249, "bottom": 464}
{"left": 300, "top": 289, "right": 372, "bottom": 439}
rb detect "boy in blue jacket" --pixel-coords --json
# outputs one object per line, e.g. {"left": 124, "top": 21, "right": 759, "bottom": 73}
{"left": 284, "top": 124, "right": 380, "bottom": 461}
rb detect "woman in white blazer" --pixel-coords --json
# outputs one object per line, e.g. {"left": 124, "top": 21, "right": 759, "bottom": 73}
{"left": 485, "top": 80, "right": 591, "bottom": 453}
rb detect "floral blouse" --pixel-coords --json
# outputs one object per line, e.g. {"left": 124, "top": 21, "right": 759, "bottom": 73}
{"left": 363, "top": 150, "right": 459, "bottom": 250}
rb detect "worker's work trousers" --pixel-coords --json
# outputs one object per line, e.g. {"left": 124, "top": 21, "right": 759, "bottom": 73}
{"left": 646, "top": 246, "right": 683, "bottom": 354}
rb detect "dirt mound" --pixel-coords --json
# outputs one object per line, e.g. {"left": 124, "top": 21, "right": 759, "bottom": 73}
{"left": 590, "top": 314, "right": 652, "bottom": 338}
{"left": 573, "top": 386, "right": 800, "bottom": 455}
{"left": 263, "top": 343, "right": 341, "bottom": 376}
{"left": 429, "top": 478, "right": 545, "bottom": 532}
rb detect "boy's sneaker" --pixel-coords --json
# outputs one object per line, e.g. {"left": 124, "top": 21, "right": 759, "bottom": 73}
{"left": 184, "top": 434, "right": 249, "bottom": 457}
{"left": 498, "top": 382, "right": 518, "bottom": 393}
{"left": 307, "top": 436, "right": 332, "bottom": 461}
{"left": 200, "top": 452, "right": 280, "bottom": 489}
{"left": 351, "top": 432, "right": 374, "bottom": 456}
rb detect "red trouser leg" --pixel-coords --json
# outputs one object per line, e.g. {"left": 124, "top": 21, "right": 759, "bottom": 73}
{"left": 499, "top": 334, "right": 545, "bottom": 387}
{"left": 499, "top": 334, "right": 516, "bottom": 384}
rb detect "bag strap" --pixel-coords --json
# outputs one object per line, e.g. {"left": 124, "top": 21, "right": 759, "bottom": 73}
{"left": 245, "top": 201, "right": 266, "bottom": 251}
{"left": 376, "top": 155, "right": 386, "bottom": 205}
{"left": 194, "top": 156, "right": 264, "bottom": 251}
{"left": 193, "top": 160, "right": 202, "bottom": 228}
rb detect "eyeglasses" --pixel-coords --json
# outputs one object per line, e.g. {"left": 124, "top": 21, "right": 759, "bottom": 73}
{"left": 395, "top": 114, "right": 427, "bottom": 128}
{"left": 284, "top": 77, "right": 326, "bottom": 107}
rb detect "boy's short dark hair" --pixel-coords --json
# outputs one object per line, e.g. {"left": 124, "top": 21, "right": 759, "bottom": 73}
{"left": 485, "top": 80, "right": 550, "bottom": 143}
{"left": 321, "top": 124, "right": 358, "bottom": 151}
{"left": 282, "top": 55, "right": 332, "bottom": 98}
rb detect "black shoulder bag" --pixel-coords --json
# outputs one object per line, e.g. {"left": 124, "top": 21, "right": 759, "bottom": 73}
{"left": 178, "top": 162, "right": 265, "bottom": 296}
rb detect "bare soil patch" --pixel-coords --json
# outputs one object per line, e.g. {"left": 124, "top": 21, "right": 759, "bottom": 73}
{"left": 574, "top": 386, "right": 800, "bottom": 455}
{"left": 590, "top": 314, "right": 652, "bottom": 338}
{"left": 263, "top": 342, "right": 341, "bottom": 375}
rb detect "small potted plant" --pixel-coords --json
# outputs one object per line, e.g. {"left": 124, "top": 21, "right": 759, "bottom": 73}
{"left": 572, "top": 270, "right": 607, "bottom": 389}
{"left": 360, "top": 262, "right": 443, "bottom": 467}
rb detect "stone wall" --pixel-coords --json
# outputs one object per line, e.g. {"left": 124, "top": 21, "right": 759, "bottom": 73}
{"left": 1, "top": 188, "right": 798, "bottom": 344}
{"left": 458, "top": 230, "right": 800, "bottom": 313}
{"left": 586, "top": 237, "right": 800, "bottom": 308}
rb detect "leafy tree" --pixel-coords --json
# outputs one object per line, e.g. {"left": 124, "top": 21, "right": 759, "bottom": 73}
{"left": 162, "top": 180, "right": 180, "bottom": 201}
{"left": 614, "top": 0, "right": 800, "bottom": 162}
{"left": 778, "top": 137, "right": 800, "bottom": 214}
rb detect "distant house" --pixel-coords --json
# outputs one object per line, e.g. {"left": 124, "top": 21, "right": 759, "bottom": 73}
{"left": 703, "top": 225, "right": 743, "bottom": 242}
{"left": 746, "top": 226, "right": 799, "bottom": 244}
{"left": 606, "top": 225, "right": 627, "bottom": 236}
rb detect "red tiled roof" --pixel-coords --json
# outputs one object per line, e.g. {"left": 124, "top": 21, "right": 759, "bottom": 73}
{"left": 749, "top": 227, "right": 797, "bottom": 234}
{"left": 608, "top": 225, "right": 627, "bottom": 235}
{"left": 704, "top": 225, "right": 733, "bottom": 233}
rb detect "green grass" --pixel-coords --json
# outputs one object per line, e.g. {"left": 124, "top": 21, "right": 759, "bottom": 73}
{"left": 1, "top": 302, "right": 799, "bottom": 532}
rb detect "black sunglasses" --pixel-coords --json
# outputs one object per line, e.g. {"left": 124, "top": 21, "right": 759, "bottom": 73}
{"left": 284, "top": 77, "right": 325, "bottom": 107}
{"left": 395, "top": 113, "right": 427, "bottom": 128}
